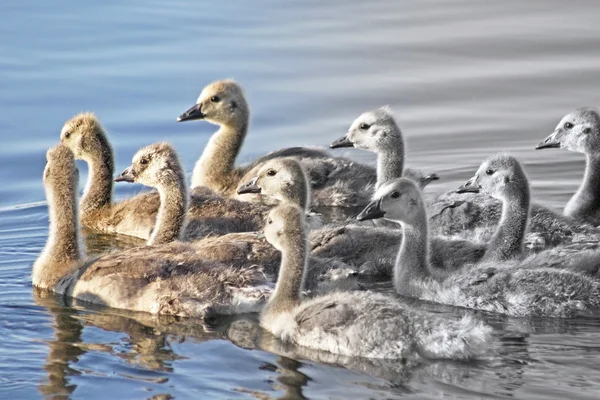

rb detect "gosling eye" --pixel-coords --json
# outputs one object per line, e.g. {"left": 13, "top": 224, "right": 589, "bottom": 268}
{"left": 140, "top": 158, "right": 149, "bottom": 165}
{"left": 359, "top": 123, "right": 371, "bottom": 130}
{"left": 211, "top": 96, "right": 221, "bottom": 103}
{"left": 266, "top": 169, "right": 277, "bottom": 177}
{"left": 391, "top": 191, "right": 400, "bottom": 199}
{"left": 267, "top": 218, "right": 273, "bottom": 224}
{"left": 564, "top": 122, "right": 574, "bottom": 130}
{"left": 64, "top": 131, "right": 71, "bottom": 139}
{"left": 485, "top": 169, "right": 494, "bottom": 175}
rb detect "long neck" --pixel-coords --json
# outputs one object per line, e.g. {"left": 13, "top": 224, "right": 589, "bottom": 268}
{"left": 191, "top": 118, "right": 248, "bottom": 191}
{"left": 148, "top": 179, "right": 188, "bottom": 245}
{"left": 33, "top": 184, "right": 83, "bottom": 289}
{"left": 484, "top": 191, "right": 529, "bottom": 261}
{"left": 280, "top": 184, "right": 308, "bottom": 211}
{"left": 376, "top": 138, "right": 404, "bottom": 189}
{"left": 263, "top": 232, "right": 307, "bottom": 317}
{"left": 565, "top": 153, "right": 600, "bottom": 220}
{"left": 80, "top": 149, "right": 114, "bottom": 215}
{"left": 394, "top": 210, "right": 430, "bottom": 297}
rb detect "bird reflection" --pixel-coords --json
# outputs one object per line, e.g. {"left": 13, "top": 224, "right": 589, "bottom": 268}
{"left": 34, "top": 291, "right": 84, "bottom": 399}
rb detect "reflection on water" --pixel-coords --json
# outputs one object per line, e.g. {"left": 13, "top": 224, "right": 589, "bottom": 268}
{"left": 3, "top": 0, "right": 600, "bottom": 398}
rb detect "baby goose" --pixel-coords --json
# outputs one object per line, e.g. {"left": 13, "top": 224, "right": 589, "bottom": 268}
{"left": 536, "top": 107, "right": 600, "bottom": 225}
{"left": 358, "top": 178, "right": 600, "bottom": 318}
{"left": 60, "top": 113, "right": 270, "bottom": 241}
{"left": 237, "top": 158, "right": 323, "bottom": 228}
{"left": 455, "top": 154, "right": 530, "bottom": 262}
{"left": 330, "top": 106, "right": 439, "bottom": 190}
{"left": 429, "top": 167, "right": 600, "bottom": 249}
{"left": 114, "top": 142, "right": 187, "bottom": 245}
{"left": 176, "top": 79, "right": 379, "bottom": 207}
{"left": 60, "top": 113, "right": 158, "bottom": 239}
{"left": 259, "top": 204, "right": 492, "bottom": 360}
{"left": 33, "top": 144, "right": 271, "bottom": 317}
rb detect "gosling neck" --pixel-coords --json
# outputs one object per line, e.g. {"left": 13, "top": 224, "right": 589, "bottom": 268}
{"left": 263, "top": 231, "right": 307, "bottom": 317}
{"left": 80, "top": 142, "right": 114, "bottom": 215}
{"left": 279, "top": 183, "right": 309, "bottom": 211}
{"left": 148, "top": 174, "right": 188, "bottom": 245}
{"left": 33, "top": 182, "right": 83, "bottom": 289}
{"left": 484, "top": 188, "right": 530, "bottom": 261}
{"left": 394, "top": 208, "right": 430, "bottom": 297}
{"left": 565, "top": 153, "right": 600, "bottom": 222}
{"left": 376, "top": 137, "right": 405, "bottom": 189}
{"left": 191, "top": 115, "right": 249, "bottom": 192}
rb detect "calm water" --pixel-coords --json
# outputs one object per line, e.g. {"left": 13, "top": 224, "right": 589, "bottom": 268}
{"left": 2, "top": 0, "right": 600, "bottom": 398}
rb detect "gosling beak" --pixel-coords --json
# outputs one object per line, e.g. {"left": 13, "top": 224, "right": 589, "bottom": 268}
{"left": 256, "top": 231, "right": 265, "bottom": 240}
{"left": 535, "top": 131, "right": 561, "bottom": 150}
{"left": 177, "top": 103, "right": 205, "bottom": 122}
{"left": 357, "top": 198, "right": 385, "bottom": 221}
{"left": 456, "top": 175, "right": 480, "bottom": 194}
{"left": 330, "top": 135, "right": 354, "bottom": 149}
{"left": 237, "top": 177, "right": 261, "bottom": 195}
{"left": 114, "top": 166, "right": 135, "bottom": 183}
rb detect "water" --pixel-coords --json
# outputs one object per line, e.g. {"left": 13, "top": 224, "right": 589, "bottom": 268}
{"left": 2, "top": 0, "right": 600, "bottom": 398}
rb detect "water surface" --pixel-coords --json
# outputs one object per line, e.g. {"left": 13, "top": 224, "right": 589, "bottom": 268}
{"left": 2, "top": 0, "right": 600, "bottom": 398}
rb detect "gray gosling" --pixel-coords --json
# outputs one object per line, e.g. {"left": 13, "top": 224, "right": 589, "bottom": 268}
{"left": 237, "top": 158, "right": 323, "bottom": 229}
{"left": 537, "top": 107, "right": 600, "bottom": 225}
{"left": 32, "top": 144, "right": 272, "bottom": 317}
{"left": 358, "top": 177, "right": 600, "bottom": 318}
{"left": 196, "top": 157, "right": 355, "bottom": 289}
{"left": 176, "top": 79, "right": 378, "bottom": 208}
{"left": 331, "top": 106, "right": 439, "bottom": 190}
{"left": 259, "top": 204, "right": 492, "bottom": 360}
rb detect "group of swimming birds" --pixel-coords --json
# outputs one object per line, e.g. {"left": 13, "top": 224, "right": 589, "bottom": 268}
{"left": 33, "top": 79, "right": 600, "bottom": 362}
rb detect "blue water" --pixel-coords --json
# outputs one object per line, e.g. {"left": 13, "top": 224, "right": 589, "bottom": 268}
{"left": 2, "top": 0, "right": 600, "bottom": 398}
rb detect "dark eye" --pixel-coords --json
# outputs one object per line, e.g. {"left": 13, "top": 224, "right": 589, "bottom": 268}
{"left": 64, "top": 132, "right": 71, "bottom": 139}
{"left": 485, "top": 169, "right": 494, "bottom": 175}
{"left": 391, "top": 191, "right": 400, "bottom": 199}
{"left": 268, "top": 218, "right": 273, "bottom": 224}
{"left": 211, "top": 96, "right": 221, "bottom": 103}
{"left": 140, "top": 158, "right": 148, "bottom": 165}
{"left": 266, "top": 169, "right": 276, "bottom": 177}
{"left": 359, "top": 123, "right": 371, "bottom": 130}
{"left": 564, "top": 122, "right": 574, "bottom": 129}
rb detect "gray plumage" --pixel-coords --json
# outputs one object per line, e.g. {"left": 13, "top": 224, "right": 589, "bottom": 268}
{"left": 176, "top": 81, "right": 433, "bottom": 209}
{"left": 537, "top": 107, "right": 600, "bottom": 225}
{"left": 364, "top": 177, "right": 600, "bottom": 318}
{"left": 259, "top": 204, "right": 492, "bottom": 360}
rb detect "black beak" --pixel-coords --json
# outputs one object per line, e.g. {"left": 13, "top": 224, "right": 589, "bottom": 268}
{"left": 535, "top": 131, "right": 561, "bottom": 150}
{"left": 330, "top": 135, "right": 354, "bottom": 149}
{"left": 177, "top": 103, "right": 205, "bottom": 122}
{"left": 114, "top": 166, "right": 135, "bottom": 183}
{"left": 357, "top": 198, "right": 385, "bottom": 221}
{"left": 237, "top": 177, "right": 262, "bottom": 194}
{"left": 456, "top": 175, "right": 480, "bottom": 194}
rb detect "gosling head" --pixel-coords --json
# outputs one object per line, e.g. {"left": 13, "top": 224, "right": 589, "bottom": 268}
{"left": 60, "top": 113, "right": 111, "bottom": 162}
{"left": 536, "top": 107, "right": 600, "bottom": 154}
{"left": 44, "top": 144, "right": 79, "bottom": 196}
{"left": 115, "top": 142, "right": 184, "bottom": 189}
{"left": 177, "top": 79, "right": 249, "bottom": 126}
{"left": 457, "top": 154, "right": 528, "bottom": 201}
{"left": 357, "top": 178, "right": 424, "bottom": 224}
{"left": 330, "top": 107, "right": 402, "bottom": 152}
{"left": 237, "top": 159, "right": 309, "bottom": 207}
{"left": 264, "top": 204, "right": 306, "bottom": 252}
